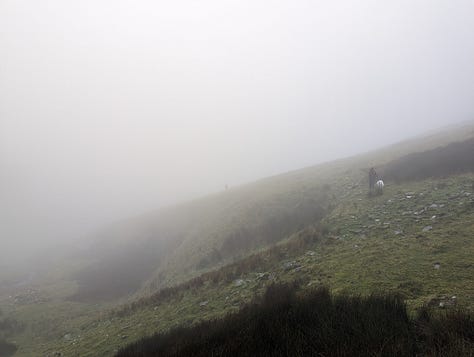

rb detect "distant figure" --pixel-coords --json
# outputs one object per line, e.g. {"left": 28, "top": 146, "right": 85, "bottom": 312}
{"left": 375, "top": 180, "right": 384, "bottom": 195}
{"left": 369, "top": 167, "right": 378, "bottom": 191}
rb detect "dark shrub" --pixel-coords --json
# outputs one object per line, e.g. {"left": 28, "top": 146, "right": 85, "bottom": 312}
{"left": 116, "top": 285, "right": 433, "bottom": 357}
{"left": 383, "top": 138, "right": 474, "bottom": 183}
{"left": 0, "top": 339, "right": 18, "bottom": 357}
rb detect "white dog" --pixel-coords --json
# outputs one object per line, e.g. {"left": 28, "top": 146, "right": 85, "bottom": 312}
{"left": 375, "top": 180, "right": 384, "bottom": 195}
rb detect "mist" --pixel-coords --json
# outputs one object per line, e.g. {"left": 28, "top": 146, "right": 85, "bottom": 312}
{"left": 1, "top": 0, "right": 474, "bottom": 264}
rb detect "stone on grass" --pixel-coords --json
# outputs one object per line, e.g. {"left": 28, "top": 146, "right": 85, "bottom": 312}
{"left": 422, "top": 225, "right": 433, "bottom": 232}
{"left": 234, "top": 279, "right": 245, "bottom": 287}
{"left": 282, "top": 261, "right": 299, "bottom": 271}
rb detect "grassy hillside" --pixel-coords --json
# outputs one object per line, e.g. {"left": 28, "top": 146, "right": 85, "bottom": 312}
{"left": 71, "top": 180, "right": 331, "bottom": 302}
{"left": 31, "top": 170, "right": 473, "bottom": 356}
{"left": 71, "top": 121, "right": 474, "bottom": 302}
{"left": 1, "top": 122, "right": 474, "bottom": 356}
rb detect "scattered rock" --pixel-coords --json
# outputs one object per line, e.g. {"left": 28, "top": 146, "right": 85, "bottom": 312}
{"left": 414, "top": 208, "right": 426, "bottom": 215}
{"left": 306, "top": 251, "right": 316, "bottom": 256}
{"left": 199, "top": 300, "right": 209, "bottom": 307}
{"left": 429, "top": 204, "right": 438, "bottom": 209}
{"left": 11, "top": 288, "right": 46, "bottom": 305}
{"left": 394, "top": 230, "right": 403, "bottom": 235}
{"left": 294, "top": 265, "right": 304, "bottom": 272}
{"left": 282, "top": 261, "right": 299, "bottom": 271}
{"left": 422, "top": 226, "right": 433, "bottom": 232}
{"left": 63, "top": 334, "right": 72, "bottom": 341}
{"left": 234, "top": 279, "right": 245, "bottom": 287}
{"left": 434, "top": 262, "right": 441, "bottom": 269}
{"left": 428, "top": 295, "right": 457, "bottom": 309}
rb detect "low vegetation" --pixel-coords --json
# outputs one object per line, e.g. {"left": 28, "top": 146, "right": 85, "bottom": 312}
{"left": 116, "top": 283, "right": 474, "bottom": 357}
{"left": 0, "top": 339, "right": 17, "bottom": 357}
{"left": 382, "top": 137, "right": 474, "bottom": 183}
{"left": 0, "top": 309, "right": 22, "bottom": 357}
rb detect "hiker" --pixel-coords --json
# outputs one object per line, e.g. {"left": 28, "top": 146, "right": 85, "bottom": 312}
{"left": 369, "top": 167, "right": 378, "bottom": 192}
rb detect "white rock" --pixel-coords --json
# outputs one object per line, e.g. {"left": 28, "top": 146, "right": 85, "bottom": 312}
{"left": 234, "top": 279, "right": 245, "bottom": 287}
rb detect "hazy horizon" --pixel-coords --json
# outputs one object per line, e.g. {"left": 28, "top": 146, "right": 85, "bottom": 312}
{"left": 1, "top": 0, "right": 474, "bottom": 264}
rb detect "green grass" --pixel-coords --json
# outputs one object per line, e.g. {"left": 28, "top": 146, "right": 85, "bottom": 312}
{"left": 15, "top": 173, "right": 472, "bottom": 356}
{"left": 2, "top": 123, "right": 474, "bottom": 356}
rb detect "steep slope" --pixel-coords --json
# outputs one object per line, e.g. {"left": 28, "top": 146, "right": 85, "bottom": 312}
{"left": 38, "top": 171, "right": 474, "bottom": 357}
{"left": 24, "top": 131, "right": 474, "bottom": 356}
{"left": 72, "top": 181, "right": 331, "bottom": 302}
{"left": 4, "top": 123, "right": 474, "bottom": 355}
{"left": 71, "top": 122, "right": 474, "bottom": 302}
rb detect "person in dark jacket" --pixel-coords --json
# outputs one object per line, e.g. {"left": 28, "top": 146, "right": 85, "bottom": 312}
{"left": 369, "top": 167, "right": 378, "bottom": 191}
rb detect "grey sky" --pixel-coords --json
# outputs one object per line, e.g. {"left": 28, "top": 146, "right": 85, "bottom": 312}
{"left": 1, "top": 0, "right": 474, "bottom": 262}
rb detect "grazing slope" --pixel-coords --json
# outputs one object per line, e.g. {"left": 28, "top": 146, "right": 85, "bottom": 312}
{"left": 1, "top": 122, "right": 474, "bottom": 356}
{"left": 71, "top": 122, "right": 474, "bottom": 302}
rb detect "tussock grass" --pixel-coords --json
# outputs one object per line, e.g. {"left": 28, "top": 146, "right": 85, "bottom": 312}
{"left": 116, "top": 283, "right": 474, "bottom": 357}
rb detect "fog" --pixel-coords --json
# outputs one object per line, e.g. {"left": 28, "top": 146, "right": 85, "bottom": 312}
{"left": 1, "top": 0, "right": 473, "bottom": 264}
